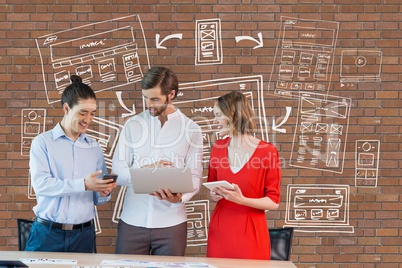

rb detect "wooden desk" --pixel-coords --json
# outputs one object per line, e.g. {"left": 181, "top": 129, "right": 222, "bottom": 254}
{"left": 0, "top": 251, "right": 297, "bottom": 268}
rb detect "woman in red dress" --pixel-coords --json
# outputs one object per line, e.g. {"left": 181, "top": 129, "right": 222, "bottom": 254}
{"left": 206, "top": 91, "right": 282, "bottom": 260}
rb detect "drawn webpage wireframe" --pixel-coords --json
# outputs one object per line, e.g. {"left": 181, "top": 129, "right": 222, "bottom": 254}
{"left": 284, "top": 184, "right": 354, "bottom": 233}
{"left": 340, "top": 49, "right": 382, "bottom": 83}
{"left": 173, "top": 75, "right": 268, "bottom": 165}
{"left": 21, "top": 109, "right": 46, "bottom": 156}
{"left": 186, "top": 200, "right": 210, "bottom": 247}
{"left": 35, "top": 14, "right": 150, "bottom": 104}
{"left": 355, "top": 140, "right": 380, "bottom": 188}
{"left": 289, "top": 93, "right": 351, "bottom": 174}
{"left": 268, "top": 16, "right": 339, "bottom": 99}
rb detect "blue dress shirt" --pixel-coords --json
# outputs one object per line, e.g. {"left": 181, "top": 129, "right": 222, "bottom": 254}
{"left": 29, "top": 123, "right": 109, "bottom": 224}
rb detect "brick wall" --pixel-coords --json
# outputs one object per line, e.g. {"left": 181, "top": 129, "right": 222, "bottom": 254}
{"left": 1, "top": 1, "right": 401, "bottom": 267}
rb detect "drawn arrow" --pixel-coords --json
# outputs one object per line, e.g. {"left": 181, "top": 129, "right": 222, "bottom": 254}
{"left": 116, "top": 91, "right": 136, "bottom": 118}
{"left": 272, "top": 106, "right": 292, "bottom": 133}
{"left": 235, "top": 32, "right": 263, "bottom": 49}
{"left": 156, "top": 33, "right": 183, "bottom": 49}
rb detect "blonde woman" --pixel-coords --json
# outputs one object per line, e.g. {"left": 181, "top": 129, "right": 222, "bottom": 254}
{"left": 207, "top": 91, "right": 281, "bottom": 260}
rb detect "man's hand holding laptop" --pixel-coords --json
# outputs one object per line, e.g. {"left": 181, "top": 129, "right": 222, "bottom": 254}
{"left": 142, "top": 160, "right": 183, "bottom": 204}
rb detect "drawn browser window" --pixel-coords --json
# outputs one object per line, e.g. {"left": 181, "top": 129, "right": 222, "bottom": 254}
{"left": 35, "top": 14, "right": 150, "bottom": 104}
{"left": 284, "top": 184, "right": 354, "bottom": 233}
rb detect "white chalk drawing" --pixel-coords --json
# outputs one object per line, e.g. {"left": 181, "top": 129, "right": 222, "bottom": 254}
{"left": 35, "top": 14, "right": 150, "bottom": 104}
{"left": 268, "top": 16, "right": 339, "bottom": 99}
{"left": 110, "top": 76, "right": 266, "bottom": 223}
{"left": 289, "top": 93, "right": 351, "bottom": 173}
{"left": 112, "top": 186, "right": 127, "bottom": 224}
{"left": 94, "top": 206, "right": 101, "bottom": 234}
{"left": 21, "top": 109, "right": 46, "bottom": 156}
{"left": 156, "top": 33, "right": 183, "bottom": 49}
{"left": 355, "top": 140, "right": 380, "bottom": 188}
{"left": 116, "top": 91, "right": 137, "bottom": 118}
{"left": 340, "top": 49, "right": 382, "bottom": 83}
{"left": 174, "top": 75, "right": 268, "bottom": 164}
{"left": 284, "top": 184, "right": 354, "bottom": 233}
{"left": 272, "top": 106, "right": 292, "bottom": 133}
{"left": 235, "top": 32, "right": 263, "bottom": 49}
{"left": 195, "top": 18, "right": 223, "bottom": 65}
{"left": 86, "top": 117, "right": 123, "bottom": 170}
{"left": 27, "top": 171, "right": 35, "bottom": 200}
{"left": 186, "top": 200, "right": 210, "bottom": 247}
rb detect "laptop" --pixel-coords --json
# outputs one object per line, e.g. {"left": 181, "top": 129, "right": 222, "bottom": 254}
{"left": 130, "top": 167, "right": 194, "bottom": 194}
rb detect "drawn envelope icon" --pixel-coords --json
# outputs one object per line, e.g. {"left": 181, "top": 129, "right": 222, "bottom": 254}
{"left": 300, "top": 121, "right": 313, "bottom": 132}
{"left": 201, "top": 30, "right": 215, "bottom": 40}
{"left": 323, "top": 100, "right": 348, "bottom": 119}
{"left": 315, "top": 123, "right": 328, "bottom": 133}
{"left": 330, "top": 124, "right": 343, "bottom": 135}
{"left": 301, "top": 97, "right": 321, "bottom": 115}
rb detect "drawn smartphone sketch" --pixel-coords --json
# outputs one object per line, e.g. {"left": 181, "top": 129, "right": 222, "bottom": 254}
{"left": 21, "top": 109, "right": 46, "bottom": 156}
{"left": 355, "top": 140, "right": 380, "bottom": 187}
{"left": 195, "top": 18, "right": 223, "bottom": 65}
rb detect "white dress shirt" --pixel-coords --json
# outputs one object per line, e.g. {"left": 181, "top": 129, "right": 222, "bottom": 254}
{"left": 112, "top": 109, "right": 203, "bottom": 228}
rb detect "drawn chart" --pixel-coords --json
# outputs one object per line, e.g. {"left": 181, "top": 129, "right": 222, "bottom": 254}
{"left": 289, "top": 93, "right": 351, "bottom": 174}
{"left": 35, "top": 14, "right": 150, "bottom": 104}
{"left": 268, "top": 16, "right": 339, "bottom": 99}
{"left": 284, "top": 184, "right": 354, "bottom": 233}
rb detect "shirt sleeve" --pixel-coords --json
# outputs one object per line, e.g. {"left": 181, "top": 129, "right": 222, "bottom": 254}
{"left": 264, "top": 145, "right": 282, "bottom": 204}
{"left": 112, "top": 119, "right": 137, "bottom": 187}
{"left": 93, "top": 146, "right": 111, "bottom": 205}
{"left": 176, "top": 123, "right": 204, "bottom": 205}
{"left": 30, "top": 135, "right": 85, "bottom": 197}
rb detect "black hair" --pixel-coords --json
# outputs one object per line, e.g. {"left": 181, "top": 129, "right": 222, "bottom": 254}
{"left": 61, "top": 75, "right": 96, "bottom": 108}
{"left": 141, "top": 67, "right": 178, "bottom": 99}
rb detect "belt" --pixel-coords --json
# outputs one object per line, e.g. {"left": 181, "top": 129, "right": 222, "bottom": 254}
{"left": 35, "top": 217, "right": 93, "bottom": 231}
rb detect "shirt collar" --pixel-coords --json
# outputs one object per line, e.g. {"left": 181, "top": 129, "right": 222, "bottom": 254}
{"left": 52, "top": 122, "right": 90, "bottom": 143}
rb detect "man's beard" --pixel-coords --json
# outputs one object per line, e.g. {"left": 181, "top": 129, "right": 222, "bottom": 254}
{"left": 148, "top": 97, "right": 168, "bottom": 117}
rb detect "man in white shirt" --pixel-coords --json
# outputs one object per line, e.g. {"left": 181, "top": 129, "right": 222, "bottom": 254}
{"left": 112, "top": 67, "right": 203, "bottom": 255}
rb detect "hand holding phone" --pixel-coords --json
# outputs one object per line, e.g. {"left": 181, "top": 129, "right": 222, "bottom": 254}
{"left": 102, "top": 174, "right": 118, "bottom": 183}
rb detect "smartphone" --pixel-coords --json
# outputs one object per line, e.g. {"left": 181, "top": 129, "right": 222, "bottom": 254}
{"left": 102, "top": 174, "right": 118, "bottom": 183}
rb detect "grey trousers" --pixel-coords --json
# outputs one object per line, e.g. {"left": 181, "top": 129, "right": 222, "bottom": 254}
{"left": 115, "top": 219, "right": 187, "bottom": 256}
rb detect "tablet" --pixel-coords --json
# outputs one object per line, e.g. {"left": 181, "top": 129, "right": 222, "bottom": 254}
{"left": 130, "top": 167, "right": 194, "bottom": 194}
{"left": 203, "top": 181, "right": 235, "bottom": 191}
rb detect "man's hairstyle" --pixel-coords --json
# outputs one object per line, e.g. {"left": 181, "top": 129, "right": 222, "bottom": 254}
{"left": 141, "top": 66, "right": 179, "bottom": 99}
{"left": 216, "top": 91, "right": 256, "bottom": 135}
{"left": 61, "top": 75, "right": 96, "bottom": 108}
